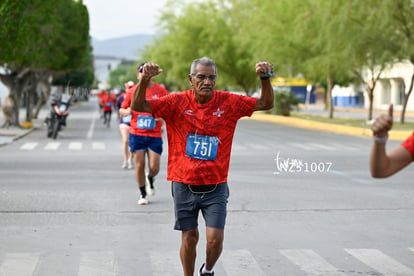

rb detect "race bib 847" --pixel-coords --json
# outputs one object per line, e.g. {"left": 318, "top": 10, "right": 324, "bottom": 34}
{"left": 137, "top": 115, "right": 155, "bottom": 129}
{"left": 186, "top": 134, "right": 219, "bottom": 161}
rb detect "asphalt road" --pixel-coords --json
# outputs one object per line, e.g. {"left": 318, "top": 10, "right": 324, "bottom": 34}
{"left": 0, "top": 98, "right": 414, "bottom": 276}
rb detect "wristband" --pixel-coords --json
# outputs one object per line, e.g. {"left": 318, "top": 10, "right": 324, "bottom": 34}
{"left": 260, "top": 76, "right": 270, "bottom": 80}
{"left": 373, "top": 134, "right": 388, "bottom": 144}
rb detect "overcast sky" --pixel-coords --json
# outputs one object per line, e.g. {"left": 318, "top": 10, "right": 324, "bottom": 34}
{"left": 83, "top": 0, "right": 169, "bottom": 40}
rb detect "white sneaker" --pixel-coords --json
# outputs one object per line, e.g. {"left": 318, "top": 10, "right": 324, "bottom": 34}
{"left": 122, "top": 161, "right": 127, "bottom": 169}
{"left": 127, "top": 161, "right": 133, "bottom": 169}
{"left": 145, "top": 173, "right": 155, "bottom": 196}
{"left": 137, "top": 195, "right": 148, "bottom": 205}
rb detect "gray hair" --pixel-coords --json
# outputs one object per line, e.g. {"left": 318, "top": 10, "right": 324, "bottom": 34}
{"left": 190, "top": 57, "right": 217, "bottom": 75}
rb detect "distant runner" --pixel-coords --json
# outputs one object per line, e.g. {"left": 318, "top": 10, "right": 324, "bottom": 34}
{"left": 119, "top": 63, "right": 169, "bottom": 205}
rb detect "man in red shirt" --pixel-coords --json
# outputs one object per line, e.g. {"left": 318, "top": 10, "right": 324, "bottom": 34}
{"left": 119, "top": 63, "right": 169, "bottom": 205}
{"left": 101, "top": 90, "right": 115, "bottom": 127}
{"left": 130, "top": 57, "right": 274, "bottom": 276}
{"left": 370, "top": 104, "right": 413, "bottom": 177}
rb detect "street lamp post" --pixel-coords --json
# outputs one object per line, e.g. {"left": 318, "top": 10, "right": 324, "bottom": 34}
{"left": 306, "top": 84, "right": 312, "bottom": 107}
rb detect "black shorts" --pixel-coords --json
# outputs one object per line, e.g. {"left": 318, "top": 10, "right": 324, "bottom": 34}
{"left": 171, "top": 181, "right": 229, "bottom": 231}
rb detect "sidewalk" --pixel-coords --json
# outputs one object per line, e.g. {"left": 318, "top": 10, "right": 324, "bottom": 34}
{"left": 0, "top": 107, "right": 48, "bottom": 146}
{"left": 298, "top": 104, "right": 414, "bottom": 122}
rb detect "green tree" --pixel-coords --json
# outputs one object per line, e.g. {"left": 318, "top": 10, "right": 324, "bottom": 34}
{"left": 343, "top": 0, "right": 399, "bottom": 121}
{"left": 383, "top": 0, "right": 414, "bottom": 123}
{"left": 0, "top": 0, "right": 91, "bottom": 126}
{"left": 142, "top": 0, "right": 259, "bottom": 94}
{"left": 108, "top": 61, "right": 139, "bottom": 89}
{"left": 245, "top": 0, "right": 399, "bottom": 121}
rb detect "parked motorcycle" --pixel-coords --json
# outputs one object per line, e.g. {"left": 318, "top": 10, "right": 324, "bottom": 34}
{"left": 46, "top": 94, "right": 70, "bottom": 139}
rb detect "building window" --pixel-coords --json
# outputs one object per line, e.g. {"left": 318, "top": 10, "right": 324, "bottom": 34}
{"left": 381, "top": 80, "right": 391, "bottom": 105}
{"left": 398, "top": 81, "right": 405, "bottom": 105}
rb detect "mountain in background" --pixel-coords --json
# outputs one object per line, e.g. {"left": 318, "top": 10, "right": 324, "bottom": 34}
{"left": 91, "top": 34, "right": 153, "bottom": 61}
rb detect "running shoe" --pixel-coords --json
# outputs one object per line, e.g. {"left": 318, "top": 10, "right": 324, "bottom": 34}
{"left": 198, "top": 263, "right": 214, "bottom": 276}
{"left": 122, "top": 161, "right": 127, "bottom": 169}
{"left": 127, "top": 161, "right": 133, "bottom": 169}
{"left": 145, "top": 173, "right": 155, "bottom": 196}
{"left": 137, "top": 195, "right": 148, "bottom": 205}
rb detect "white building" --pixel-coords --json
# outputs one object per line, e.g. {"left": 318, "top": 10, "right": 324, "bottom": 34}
{"left": 366, "top": 60, "right": 414, "bottom": 111}
{"left": 94, "top": 55, "right": 124, "bottom": 90}
{"left": 0, "top": 82, "right": 7, "bottom": 107}
{"left": 0, "top": 67, "right": 8, "bottom": 107}
{"left": 332, "top": 60, "right": 414, "bottom": 111}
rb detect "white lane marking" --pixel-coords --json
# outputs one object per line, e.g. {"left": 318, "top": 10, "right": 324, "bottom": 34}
{"left": 0, "top": 253, "right": 39, "bottom": 276}
{"left": 280, "top": 249, "right": 347, "bottom": 276}
{"left": 69, "top": 142, "right": 82, "bottom": 150}
{"left": 231, "top": 143, "right": 248, "bottom": 151}
{"left": 345, "top": 248, "right": 414, "bottom": 276}
{"left": 78, "top": 251, "right": 115, "bottom": 276}
{"left": 287, "top": 142, "right": 315, "bottom": 150}
{"left": 307, "top": 143, "right": 337, "bottom": 151}
{"left": 44, "top": 142, "right": 60, "bottom": 150}
{"left": 330, "top": 143, "right": 359, "bottom": 151}
{"left": 92, "top": 142, "right": 105, "bottom": 150}
{"left": 20, "top": 142, "right": 38, "bottom": 150}
{"left": 249, "top": 143, "right": 269, "bottom": 150}
{"left": 86, "top": 112, "right": 98, "bottom": 140}
{"left": 86, "top": 112, "right": 99, "bottom": 140}
{"left": 221, "top": 249, "right": 266, "bottom": 276}
{"left": 330, "top": 170, "right": 371, "bottom": 184}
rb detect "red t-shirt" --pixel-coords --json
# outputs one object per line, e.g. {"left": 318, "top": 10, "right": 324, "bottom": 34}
{"left": 149, "top": 90, "right": 257, "bottom": 185}
{"left": 121, "top": 83, "right": 169, "bottom": 137}
{"left": 101, "top": 93, "right": 115, "bottom": 111}
{"left": 401, "top": 131, "right": 414, "bottom": 160}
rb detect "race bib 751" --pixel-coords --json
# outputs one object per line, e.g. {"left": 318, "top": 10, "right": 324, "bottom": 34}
{"left": 186, "top": 134, "right": 219, "bottom": 161}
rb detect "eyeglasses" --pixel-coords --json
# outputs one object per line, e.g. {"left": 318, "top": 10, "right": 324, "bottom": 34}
{"left": 191, "top": 74, "right": 217, "bottom": 82}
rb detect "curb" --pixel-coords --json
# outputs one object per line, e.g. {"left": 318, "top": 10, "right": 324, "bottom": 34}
{"left": 0, "top": 127, "right": 34, "bottom": 146}
{"left": 249, "top": 113, "right": 411, "bottom": 141}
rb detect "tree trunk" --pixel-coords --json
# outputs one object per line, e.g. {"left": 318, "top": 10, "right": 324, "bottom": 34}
{"left": 367, "top": 85, "right": 374, "bottom": 121}
{"left": 327, "top": 75, "right": 334, "bottom": 119}
{"left": 32, "top": 79, "right": 51, "bottom": 119}
{"left": 400, "top": 68, "right": 414, "bottom": 124}
{"left": 0, "top": 68, "right": 33, "bottom": 127}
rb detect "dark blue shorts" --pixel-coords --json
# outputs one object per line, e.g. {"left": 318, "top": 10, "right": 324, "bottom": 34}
{"left": 171, "top": 182, "right": 229, "bottom": 231}
{"left": 129, "top": 134, "right": 163, "bottom": 155}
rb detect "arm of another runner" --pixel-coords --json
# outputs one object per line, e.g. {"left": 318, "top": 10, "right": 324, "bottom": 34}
{"left": 370, "top": 104, "right": 412, "bottom": 177}
{"left": 254, "top": 61, "right": 274, "bottom": 111}
{"left": 131, "top": 62, "right": 163, "bottom": 113}
{"left": 119, "top": 107, "right": 131, "bottom": 117}
{"left": 119, "top": 92, "right": 131, "bottom": 117}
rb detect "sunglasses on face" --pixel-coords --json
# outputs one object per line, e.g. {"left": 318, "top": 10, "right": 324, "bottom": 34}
{"left": 192, "top": 74, "right": 217, "bottom": 81}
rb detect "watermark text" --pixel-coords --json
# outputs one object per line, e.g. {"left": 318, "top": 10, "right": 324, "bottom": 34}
{"left": 274, "top": 151, "right": 332, "bottom": 175}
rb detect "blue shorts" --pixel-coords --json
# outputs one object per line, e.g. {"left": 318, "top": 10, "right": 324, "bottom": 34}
{"left": 171, "top": 182, "right": 229, "bottom": 231}
{"left": 129, "top": 134, "right": 163, "bottom": 155}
